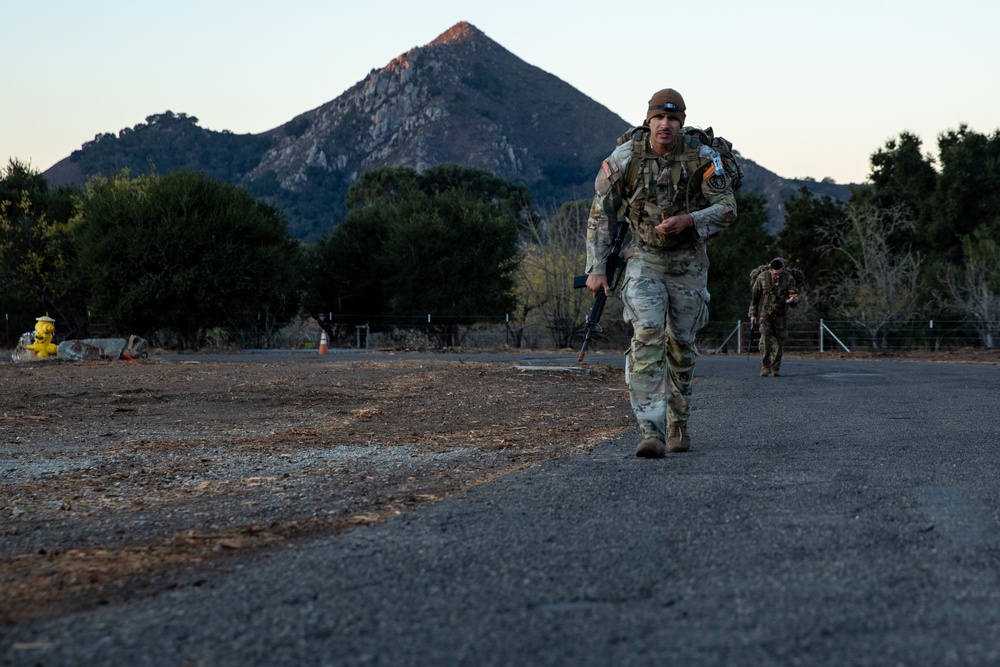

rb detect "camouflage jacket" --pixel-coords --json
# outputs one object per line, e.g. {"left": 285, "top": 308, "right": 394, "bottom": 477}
{"left": 585, "top": 134, "right": 737, "bottom": 275}
{"left": 749, "top": 269, "right": 799, "bottom": 320}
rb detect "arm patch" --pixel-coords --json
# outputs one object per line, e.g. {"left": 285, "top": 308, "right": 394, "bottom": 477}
{"left": 705, "top": 172, "right": 730, "bottom": 193}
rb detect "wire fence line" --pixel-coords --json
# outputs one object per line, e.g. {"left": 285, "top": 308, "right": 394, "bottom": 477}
{"left": 6, "top": 312, "right": 993, "bottom": 355}
{"left": 273, "top": 315, "right": 997, "bottom": 354}
{"left": 706, "top": 319, "right": 993, "bottom": 355}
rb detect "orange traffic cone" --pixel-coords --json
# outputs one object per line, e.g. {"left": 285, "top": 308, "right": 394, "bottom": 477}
{"left": 319, "top": 330, "right": 329, "bottom": 355}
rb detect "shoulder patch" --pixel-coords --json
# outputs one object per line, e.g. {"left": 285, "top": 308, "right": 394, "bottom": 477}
{"left": 705, "top": 172, "right": 730, "bottom": 193}
{"left": 602, "top": 160, "right": 613, "bottom": 179}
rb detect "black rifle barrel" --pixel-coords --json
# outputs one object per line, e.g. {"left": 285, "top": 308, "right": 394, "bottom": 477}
{"left": 574, "top": 217, "right": 629, "bottom": 362}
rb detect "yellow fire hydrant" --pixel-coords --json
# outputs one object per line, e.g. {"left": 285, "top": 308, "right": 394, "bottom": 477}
{"left": 25, "top": 315, "right": 59, "bottom": 358}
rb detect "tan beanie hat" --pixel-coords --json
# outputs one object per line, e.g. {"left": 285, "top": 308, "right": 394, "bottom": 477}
{"left": 645, "top": 88, "right": 686, "bottom": 125}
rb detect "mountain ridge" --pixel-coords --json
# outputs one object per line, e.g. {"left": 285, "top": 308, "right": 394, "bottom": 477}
{"left": 44, "top": 21, "right": 856, "bottom": 241}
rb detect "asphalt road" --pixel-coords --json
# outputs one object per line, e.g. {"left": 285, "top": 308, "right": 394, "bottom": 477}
{"left": 3, "top": 355, "right": 999, "bottom": 667}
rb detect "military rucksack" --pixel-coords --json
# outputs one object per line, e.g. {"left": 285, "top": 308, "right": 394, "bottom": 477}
{"left": 617, "top": 125, "right": 744, "bottom": 197}
{"left": 749, "top": 264, "right": 805, "bottom": 290}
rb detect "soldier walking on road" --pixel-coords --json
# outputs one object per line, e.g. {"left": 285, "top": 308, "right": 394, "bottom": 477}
{"left": 584, "top": 88, "right": 737, "bottom": 458}
{"left": 748, "top": 258, "right": 800, "bottom": 377}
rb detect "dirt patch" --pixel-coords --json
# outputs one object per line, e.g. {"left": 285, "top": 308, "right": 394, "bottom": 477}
{"left": 0, "top": 355, "right": 632, "bottom": 626}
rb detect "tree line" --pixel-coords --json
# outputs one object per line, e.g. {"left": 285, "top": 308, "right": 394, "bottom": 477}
{"left": 2, "top": 123, "right": 999, "bottom": 351}
{"left": 772, "top": 125, "right": 1000, "bottom": 349}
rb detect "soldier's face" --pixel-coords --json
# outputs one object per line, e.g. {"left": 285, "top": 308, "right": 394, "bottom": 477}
{"left": 769, "top": 268, "right": 782, "bottom": 279}
{"left": 648, "top": 114, "right": 681, "bottom": 154}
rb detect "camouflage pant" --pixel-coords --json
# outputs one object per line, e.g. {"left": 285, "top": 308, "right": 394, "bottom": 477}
{"left": 759, "top": 316, "right": 787, "bottom": 369}
{"left": 621, "top": 247, "right": 710, "bottom": 439}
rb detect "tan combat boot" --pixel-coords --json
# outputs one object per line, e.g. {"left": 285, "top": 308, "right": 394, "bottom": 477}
{"left": 772, "top": 366, "right": 781, "bottom": 377}
{"left": 760, "top": 365, "right": 771, "bottom": 377}
{"left": 667, "top": 423, "right": 691, "bottom": 453}
{"left": 635, "top": 434, "right": 666, "bottom": 459}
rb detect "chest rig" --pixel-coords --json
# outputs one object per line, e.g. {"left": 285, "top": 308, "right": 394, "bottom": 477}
{"left": 620, "top": 130, "right": 708, "bottom": 251}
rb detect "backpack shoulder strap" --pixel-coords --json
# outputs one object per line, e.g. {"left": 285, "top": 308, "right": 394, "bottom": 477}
{"left": 788, "top": 267, "right": 805, "bottom": 288}
{"left": 618, "top": 126, "right": 648, "bottom": 195}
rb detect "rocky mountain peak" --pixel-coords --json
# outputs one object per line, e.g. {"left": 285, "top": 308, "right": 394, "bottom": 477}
{"left": 428, "top": 21, "right": 484, "bottom": 46}
{"left": 247, "top": 20, "right": 628, "bottom": 213}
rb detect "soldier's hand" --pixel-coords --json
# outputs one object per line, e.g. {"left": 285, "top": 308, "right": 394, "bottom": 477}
{"left": 750, "top": 316, "right": 757, "bottom": 326}
{"left": 586, "top": 274, "right": 611, "bottom": 297}
{"left": 655, "top": 213, "right": 694, "bottom": 236}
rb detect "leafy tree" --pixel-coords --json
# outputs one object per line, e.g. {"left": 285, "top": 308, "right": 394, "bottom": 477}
{"left": 864, "top": 131, "right": 938, "bottom": 217}
{"left": 382, "top": 189, "right": 519, "bottom": 318}
{"left": 925, "top": 126, "right": 1000, "bottom": 262}
{"left": 706, "top": 191, "right": 775, "bottom": 327}
{"left": 0, "top": 159, "right": 84, "bottom": 341}
{"left": 420, "top": 164, "right": 536, "bottom": 226}
{"left": 306, "top": 165, "right": 523, "bottom": 345}
{"left": 343, "top": 166, "right": 421, "bottom": 211}
{"left": 302, "top": 205, "right": 391, "bottom": 336}
{"left": 858, "top": 126, "right": 1000, "bottom": 341}
{"left": 76, "top": 171, "right": 301, "bottom": 348}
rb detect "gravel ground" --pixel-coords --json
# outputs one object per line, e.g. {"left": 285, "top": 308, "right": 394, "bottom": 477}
{"left": 0, "top": 352, "right": 631, "bottom": 625}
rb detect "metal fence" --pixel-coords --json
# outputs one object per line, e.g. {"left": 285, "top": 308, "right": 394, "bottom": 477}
{"left": 705, "top": 319, "right": 992, "bottom": 355}
{"left": 9, "top": 313, "right": 990, "bottom": 355}
{"left": 289, "top": 317, "right": 996, "bottom": 354}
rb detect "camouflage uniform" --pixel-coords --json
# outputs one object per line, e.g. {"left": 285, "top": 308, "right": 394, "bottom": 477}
{"left": 748, "top": 267, "right": 799, "bottom": 373}
{"left": 585, "top": 130, "right": 736, "bottom": 443}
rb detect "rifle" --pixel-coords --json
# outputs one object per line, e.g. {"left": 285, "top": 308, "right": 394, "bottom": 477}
{"left": 573, "top": 216, "right": 629, "bottom": 362}
{"left": 746, "top": 321, "right": 756, "bottom": 358}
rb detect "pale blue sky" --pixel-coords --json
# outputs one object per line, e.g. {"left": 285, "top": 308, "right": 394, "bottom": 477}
{"left": 4, "top": 0, "right": 999, "bottom": 185}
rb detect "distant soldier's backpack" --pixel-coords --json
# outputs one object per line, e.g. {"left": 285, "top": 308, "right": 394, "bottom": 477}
{"left": 749, "top": 263, "right": 805, "bottom": 290}
{"left": 790, "top": 266, "right": 805, "bottom": 289}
